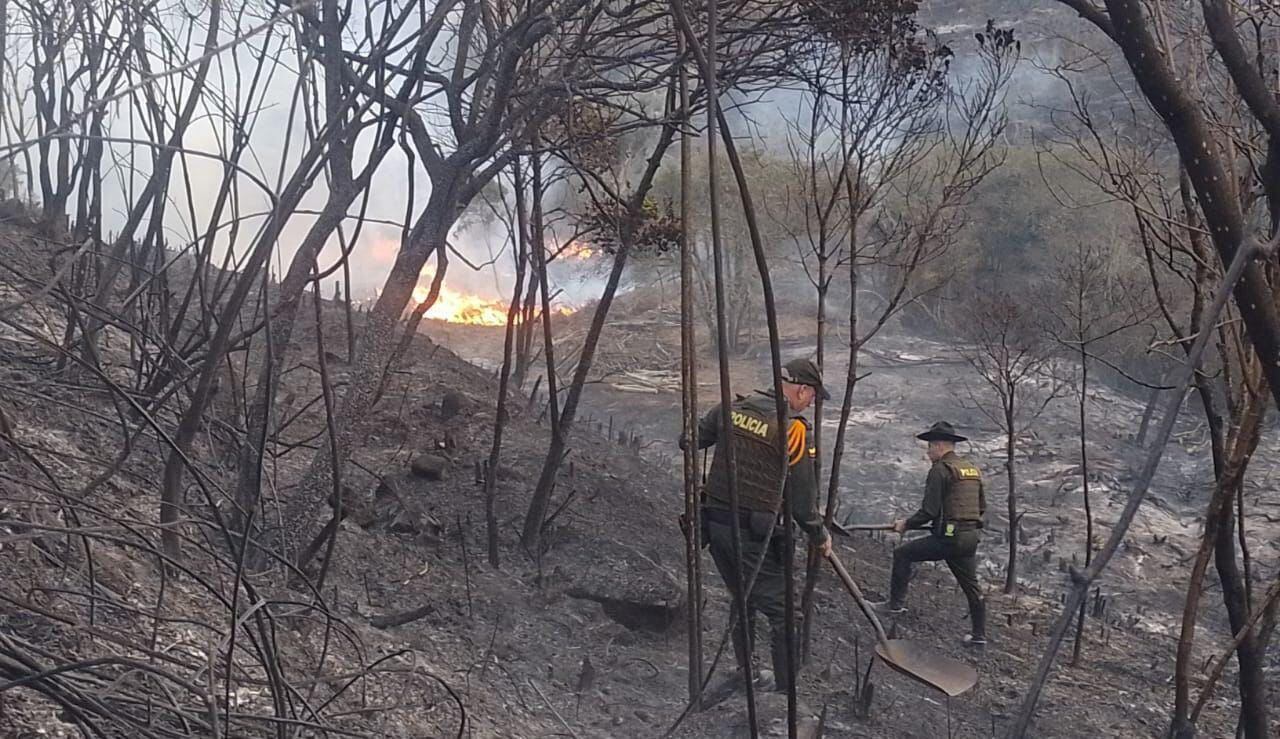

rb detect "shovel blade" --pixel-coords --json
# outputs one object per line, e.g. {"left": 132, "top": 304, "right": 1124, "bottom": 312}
{"left": 874, "top": 639, "right": 977, "bottom": 697}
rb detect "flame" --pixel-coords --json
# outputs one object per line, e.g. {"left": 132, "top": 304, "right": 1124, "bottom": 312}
{"left": 413, "top": 284, "right": 511, "bottom": 326}
{"left": 560, "top": 242, "right": 595, "bottom": 261}
{"left": 411, "top": 283, "right": 577, "bottom": 326}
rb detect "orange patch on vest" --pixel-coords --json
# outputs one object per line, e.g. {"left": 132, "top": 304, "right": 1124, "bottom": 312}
{"left": 787, "top": 420, "right": 806, "bottom": 465}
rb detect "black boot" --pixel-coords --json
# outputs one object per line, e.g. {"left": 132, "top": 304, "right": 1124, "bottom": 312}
{"left": 730, "top": 607, "right": 756, "bottom": 680}
{"left": 770, "top": 627, "right": 794, "bottom": 694}
{"left": 965, "top": 597, "right": 987, "bottom": 646}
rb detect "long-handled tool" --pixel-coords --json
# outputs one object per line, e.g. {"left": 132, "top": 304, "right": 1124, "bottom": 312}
{"left": 829, "top": 520, "right": 939, "bottom": 537}
{"left": 829, "top": 521, "right": 896, "bottom": 537}
{"left": 826, "top": 550, "right": 978, "bottom": 698}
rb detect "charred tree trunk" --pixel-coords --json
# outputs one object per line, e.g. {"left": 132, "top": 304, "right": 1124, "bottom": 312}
{"left": 158, "top": 113, "right": 358, "bottom": 562}
{"left": 80, "top": 0, "right": 223, "bottom": 362}
{"left": 1009, "top": 237, "right": 1259, "bottom": 736}
{"left": 513, "top": 264, "right": 539, "bottom": 389}
{"left": 1170, "top": 379, "right": 1264, "bottom": 736}
{"left": 797, "top": 249, "right": 828, "bottom": 663}
{"left": 1029, "top": 13, "right": 1280, "bottom": 718}
{"left": 1004, "top": 397, "right": 1017, "bottom": 594}
{"left": 1083, "top": 0, "right": 1280, "bottom": 411}
{"left": 386, "top": 261, "right": 447, "bottom": 385}
{"left": 677, "top": 34, "right": 703, "bottom": 708}
{"left": 521, "top": 241, "right": 630, "bottom": 551}
{"left": 529, "top": 135, "right": 561, "bottom": 444}
{"left": 308, "top": 270, "right": 344, "bottom": 591}
{"left": 1071, "top": 344, "right": 1091, "bottom": 664}
{"left": 343, "top": 252, "right": 356, "bottom": 362}
{"left": 518, "top": 101, "right": 680, "bottom": 553}
{"left": 704, "top": 57, "right": 801, "bottom": 739}
{"left": 232, "top": 6, "right": 395, "bottom": 544}
{"left": 284, "top": 191, "right": 456, "bottom": 564}
{"left": 674, "top": 3, "right": 767, "bottom": 729}
{"left": 1213, "top": 481, "right": 1268, "bottom": 738}
{"left": 232, "top": 189, "right": 359, "bottom": 537}
{"left": 809, "top": 117, "right": 861, "bottom": 656}
{"left": 484, "top": 158, "right": 531, "bottom": 569}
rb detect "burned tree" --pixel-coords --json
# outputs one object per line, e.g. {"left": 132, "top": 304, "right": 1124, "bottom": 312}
{"left": 0, "top": 0, "right": 484, "bottom": 734}
{"left": 1012, "top": 1, "right": 1280, "bottom": 732}
{"left": 679, "top": 152, "right": 786, "bottom": 355}
{"left": 676, "top": 29, "right": 703, "bottom": 707}
{"left": 228, "top": 0, "right": 420, "bottom": 561}
{"left": 282, "top": 0, "right": 688, "bottom": 568}
{"left": 959, "top": 290, "right": 1063, "bottom": 595}
{"left": 1044, "top": 237, "right": 1150, "bottom": 663}
{"left": 789, "top": 11, "right": 1018, "bottom": 655}
{"left": 481, "top": 163, "right": 532, "bottom": 569}
{"left": 519, "top": 103, "right": 685, "bottom": 553}
{"left": 516, "top": 2, "right": 811, "bottom": 553}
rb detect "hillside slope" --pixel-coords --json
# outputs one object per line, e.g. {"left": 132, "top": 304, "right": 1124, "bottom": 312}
{"left": 0, "top": 224, "right": 1249, "bottom": 737}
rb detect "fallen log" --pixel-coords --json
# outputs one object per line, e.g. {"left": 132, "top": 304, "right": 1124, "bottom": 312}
{"left": 610, "top": 383, "right": 660, "bottom": 394}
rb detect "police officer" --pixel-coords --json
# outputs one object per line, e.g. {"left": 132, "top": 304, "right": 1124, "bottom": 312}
{"left": 874, "top": 421, "right": 987, "bottom": 646}
{"left": 688, "top": 358, "right": 832, "bottom": 692}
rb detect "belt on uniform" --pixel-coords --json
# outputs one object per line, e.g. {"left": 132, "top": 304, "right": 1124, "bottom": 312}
{"left": 942, "top": 520, "right": 982, "bottom": 535}
{"left": 703, "top": 506, "right": 780, "bottom": 531}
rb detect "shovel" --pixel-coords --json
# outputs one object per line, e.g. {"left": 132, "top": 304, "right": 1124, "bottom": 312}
{"left": 825, "top": 550, "right": 978, "bottom": 698}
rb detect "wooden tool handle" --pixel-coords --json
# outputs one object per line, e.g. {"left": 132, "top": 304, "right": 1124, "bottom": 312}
{"left": 829, "top": 521, "right": 897, "bottom": 538}
{"left": 825, "top": 551, "right": 890, "bottom": 645}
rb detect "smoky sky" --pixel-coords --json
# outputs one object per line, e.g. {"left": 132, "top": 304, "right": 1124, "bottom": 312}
{"left": 8, "top": 0, "right": 1079, "bottom": 308}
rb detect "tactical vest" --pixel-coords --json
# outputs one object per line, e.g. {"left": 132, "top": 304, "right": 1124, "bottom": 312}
{"left": 705, "top": 399, "right": 788, "bottom": 513}
{"left": 940, "top": 455, "right": 983, "bottom": 523}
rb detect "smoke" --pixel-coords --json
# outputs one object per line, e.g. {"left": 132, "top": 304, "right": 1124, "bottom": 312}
{"left": 5, "top": 0, "right": 1088, "bottom": 315}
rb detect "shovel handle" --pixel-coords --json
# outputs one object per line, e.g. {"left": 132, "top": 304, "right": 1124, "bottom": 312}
{"left": 828, "top": 521, "right": 897, "bottom": 538}
{"left": 825, "top": 551, "right": 890, "bottom": 645}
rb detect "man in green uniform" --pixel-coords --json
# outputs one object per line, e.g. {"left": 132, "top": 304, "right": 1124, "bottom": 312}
{"left": 686, "top": 358, "right": 833, "bottom": 692}
{"left": 875, "top": 422, "right": 987, "bottom": 646}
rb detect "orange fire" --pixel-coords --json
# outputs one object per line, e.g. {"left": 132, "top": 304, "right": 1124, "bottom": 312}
{"left": 411, "top": 283, "right": 577, "bottom": 326}
{"left": 412, "top": 284, "right": 510, "bottom": 326}
{"left": 560, "top": 242, "right": 595, "bottom": 261}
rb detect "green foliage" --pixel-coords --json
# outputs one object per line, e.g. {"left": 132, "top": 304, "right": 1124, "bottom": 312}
{"left": 543, "top": 101, "right": 624, "bottom": 178}
{"left": 644, "top": 145, "right": 808, "bottom": 352}
{"left": 923, "top": 144, "right": 1172, "bottom": 387}
{"left": 953, "top": 146, "right": 1126, "bottom": 287}
{"left": 649, "top": 145, "right": 807, "bottom": 256}
{"left": 581, "top": 195, "right": 681, "bottom": 255}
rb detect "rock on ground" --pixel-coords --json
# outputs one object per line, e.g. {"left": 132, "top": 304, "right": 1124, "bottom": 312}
{"left": 410, "top": 452, "right": 449, "bottom": 480}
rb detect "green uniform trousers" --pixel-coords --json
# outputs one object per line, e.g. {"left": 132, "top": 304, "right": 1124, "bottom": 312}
{"left": 888, "top": 529, "right": 986, "bottom": 638}
{"left": 706, "top": 517, "right": 794, "bottom": 691}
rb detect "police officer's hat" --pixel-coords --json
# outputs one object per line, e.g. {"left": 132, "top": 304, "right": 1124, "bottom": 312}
{"left": 782, "top": 358, "right": 830, "bottom": 400}
{"left": 917, "top": 421, "right": 967, "bottom": 443}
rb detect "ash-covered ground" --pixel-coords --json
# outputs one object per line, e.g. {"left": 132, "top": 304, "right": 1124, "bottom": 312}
{"left": 435, "top": 289, "right": 1278, "bottom": 737}
{"left": 0, "top": 224, "right": 1267, "bottom": 738}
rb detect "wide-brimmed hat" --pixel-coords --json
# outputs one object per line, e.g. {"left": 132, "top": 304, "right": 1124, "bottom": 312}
{"left": 917, "top": 421, "right": 967, "bottom": 443}
{"left": 782, "top": 357, "right": 830, "bottom": 400}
